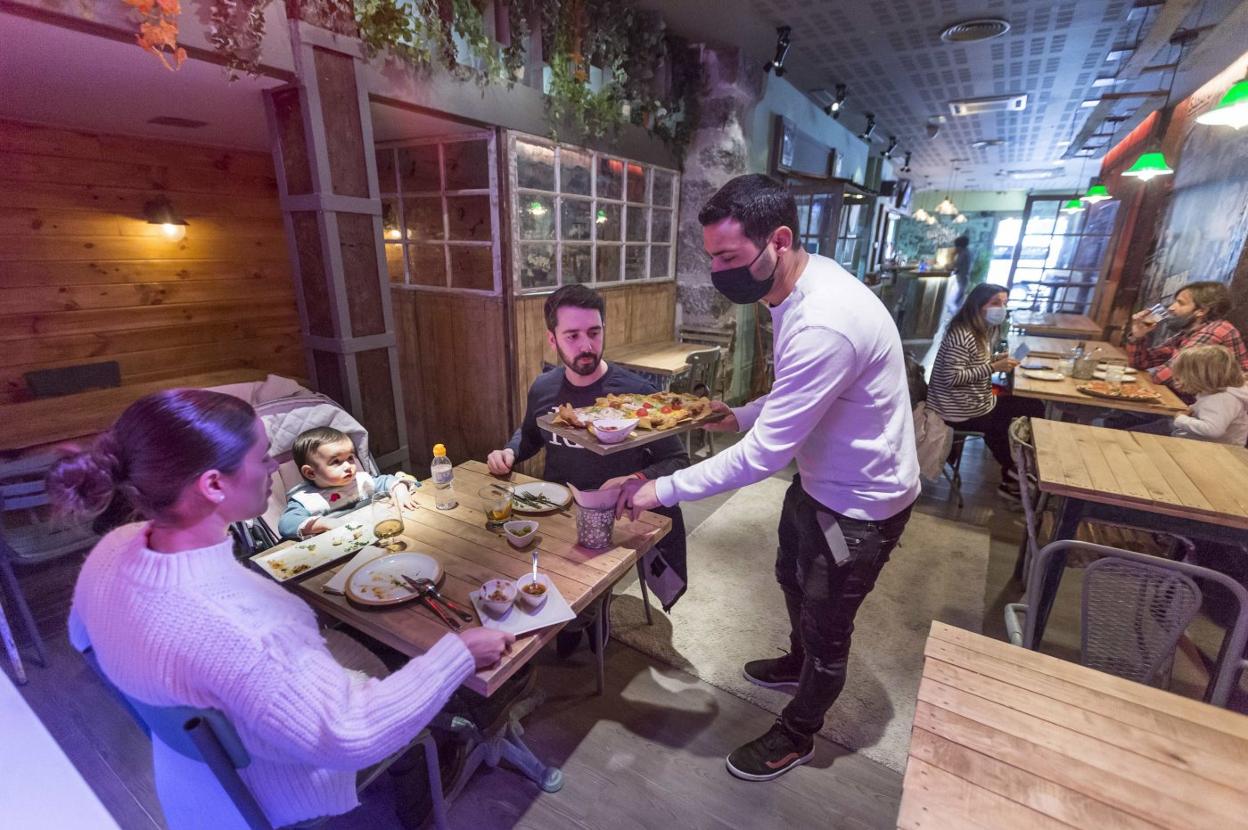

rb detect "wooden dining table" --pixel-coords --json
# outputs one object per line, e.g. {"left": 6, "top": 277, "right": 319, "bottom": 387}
{"left": 1011, "top": 363, "right": 1187, "bottom": 420}
{"left": 1008, "top": 334, "right": 1127, "bottom": 363}
{"left": 1027, "top": 419, "right": 1248, "bottom": 642}
{"left": 282, "top": 460, "right": 670, "bottom": 698}
{"left": 899, "top": 621, "right": 1248, "bottom": 830}
{"left": 1011, "top": 311, "right": 1103, "bottom": 339}
{"left": 607, "top": 340, "right": 710, "bottom": 380}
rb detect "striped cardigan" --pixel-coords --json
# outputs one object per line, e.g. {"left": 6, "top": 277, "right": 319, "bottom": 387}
{"left": 927, "top": 324, "right": 996, "bottom": 422}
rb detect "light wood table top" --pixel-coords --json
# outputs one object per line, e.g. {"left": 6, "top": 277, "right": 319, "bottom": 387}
{"left": 1030, "top": 419, "right": 1248, "bottom": 530}
{"left": 899, "top": 621, "right": 1248, "bottom": 830}
{"left": 1, "top": 369, "right": 268, "bottom": 452}
{"left": 286, "top": 460, "right": 671, "bottom": 697}
{"left": 1012, "top": 365, "right": 1187, "bottom": 416}
{"left": 1011, "top": 311, "right": 1103, "bottom": 338}
{"left": 608, "top": 341, "right": 713, "bottom": 376}
{"left": 1009, "top": 335, "right": 1127, "bottom": 363}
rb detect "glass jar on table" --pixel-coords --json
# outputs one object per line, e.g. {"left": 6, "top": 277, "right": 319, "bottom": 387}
{"left": 371, "top": 492, "right": 407, "bottom": 552}
{"left": 478, "top": 482, "right": 514, "bottom": 530}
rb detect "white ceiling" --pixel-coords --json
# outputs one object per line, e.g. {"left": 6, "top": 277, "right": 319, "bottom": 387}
{"left": 0, "top": 13, "right": 281, "bottom": 151}
{"left": 645, "top": 0, "right": 1246, "bottom": 193}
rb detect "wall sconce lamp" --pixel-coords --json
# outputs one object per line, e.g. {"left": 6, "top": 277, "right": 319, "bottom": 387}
{"left": 144, "top": 196, "right": 188, "bottom": 242}
{"left": 764, "top": 26, "right": 792, "bottom": 77}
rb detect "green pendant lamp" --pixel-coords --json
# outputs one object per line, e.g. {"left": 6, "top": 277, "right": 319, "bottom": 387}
{"left": 1196, "top": 76, "right": 1248, "bottom": 130}
{"left": 1061, "top": 197, "right": 1086, "bottom": 214}
{"left": 1082, "top": 177, "right": 1111, "bottom": 203}
{"left": 1122, "top": 147, "right": 1174, "bottom": 181}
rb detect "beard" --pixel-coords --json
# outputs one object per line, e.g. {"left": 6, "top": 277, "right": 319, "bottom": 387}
{"left": 558, "top": 344, "right": 602, "bottom": 376}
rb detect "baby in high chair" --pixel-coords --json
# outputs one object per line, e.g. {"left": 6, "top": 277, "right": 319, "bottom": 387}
{"left": 278, "top": 427, "right": 418, "bottom": 540}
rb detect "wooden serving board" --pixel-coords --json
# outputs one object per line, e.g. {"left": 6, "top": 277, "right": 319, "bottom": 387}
{"left": 536, "top": 410, "right": 726, "bottom": 456}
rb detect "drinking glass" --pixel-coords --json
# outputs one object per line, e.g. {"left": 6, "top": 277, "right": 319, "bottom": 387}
{"left": 1103, "top": 363, "right": 1125, "bottom": 393}
{"left": 479, "top": 483, "right": 514, "bottom": 529}
{"left": 1056, "top": 357, "right": 1076, "bottom": 377}
{"left": 371, "top": 492, "right": 406, "bottom": 552}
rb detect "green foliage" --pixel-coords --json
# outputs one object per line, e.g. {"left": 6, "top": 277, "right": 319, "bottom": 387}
{"left": 351, "top": 0, "right": 702, "bottom": 155}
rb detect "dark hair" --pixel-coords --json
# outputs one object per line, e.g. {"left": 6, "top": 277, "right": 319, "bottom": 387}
{"left": 949, "top": 282, "right": 1009, "bottom": 352}
{"left": 47, "top": 390, "right": 257, "bottom": 523}
{"left": 954, "top": 235, "right": 970, "bottom": 249}
{"left": 1178, "top": 280, "right": 1232, "bottom": 321}
{"left": 697, "top": 174, "right": 800, "bottom": 249}
{"left": 293, "top": 426, "right": 352, "bottom": 470}
{"left": 544, "top": 284, "right": 606, "bottom": 332}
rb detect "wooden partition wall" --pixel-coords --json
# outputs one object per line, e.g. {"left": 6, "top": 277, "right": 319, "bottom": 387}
{"left": 0, "top": 119, "right": 303, "bottom": 407}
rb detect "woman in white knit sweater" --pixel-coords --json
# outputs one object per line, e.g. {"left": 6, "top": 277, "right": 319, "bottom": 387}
{"left": 50, "top": 389, "right": 513, "bottom": 829}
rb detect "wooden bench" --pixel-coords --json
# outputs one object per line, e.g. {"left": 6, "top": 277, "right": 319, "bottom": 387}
{"left": 1, "top": 369, "right": 269, "bottom": 452}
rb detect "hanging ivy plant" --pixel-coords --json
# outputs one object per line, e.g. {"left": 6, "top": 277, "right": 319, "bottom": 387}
{"left": 207, "top": 0, "right": 270, "bottom": 79}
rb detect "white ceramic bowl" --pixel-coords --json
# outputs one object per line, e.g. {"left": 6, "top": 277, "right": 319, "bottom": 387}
{"left": 479, "top": 579, "right": 516, "bottom": 617}
{"left": 515, "top": 573, "right": 551, "bottom": 611}
{"left": 592, "top": 417, "right": 639, "bottom": 444}
{"left": 503, "top": 519, "right": 539, "bottom": 548}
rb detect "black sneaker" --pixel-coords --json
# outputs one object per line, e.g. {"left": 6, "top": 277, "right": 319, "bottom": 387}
{"left": 726, "top": 720, "right": 815, "bottom": 781}
{"left": 742, "top": 652, "right": 803, "bottom": 690}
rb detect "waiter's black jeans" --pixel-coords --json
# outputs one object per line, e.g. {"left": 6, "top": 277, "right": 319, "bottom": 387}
{"left": 775, "top": 476, "right": 914, "bottom": 737}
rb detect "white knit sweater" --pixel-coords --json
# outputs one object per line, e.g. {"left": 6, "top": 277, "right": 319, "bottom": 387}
{"left": 69, "top": 523, "right": 474, "bottom": 828}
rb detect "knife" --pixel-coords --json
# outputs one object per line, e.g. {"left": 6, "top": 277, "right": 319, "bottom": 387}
{"left": 405, "top": 576, "right": 461, "bottom": 629}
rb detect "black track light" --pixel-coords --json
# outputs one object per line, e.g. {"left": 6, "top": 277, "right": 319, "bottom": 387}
{"left": 824, "top": 83, "right": 848, "bottom": 119}
{"left": 882, "top": 135, "right": 899, "bottom": 159}
{"left": 764, "top": 26, "right": 792, "bottom": 77}
{"left": 859, "top": 113, "right": 877, "bottom": 141}
{"left": 901, "top": 151, "right": 913, "bottom": 173}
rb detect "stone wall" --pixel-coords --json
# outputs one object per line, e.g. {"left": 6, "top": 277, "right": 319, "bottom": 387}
{"left": 674, "top": 46, "right": 765, "bottom": 328}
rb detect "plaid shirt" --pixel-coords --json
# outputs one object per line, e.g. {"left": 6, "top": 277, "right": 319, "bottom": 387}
{"left": 1127, "top": 319, "right": 1248, "bottom": 385}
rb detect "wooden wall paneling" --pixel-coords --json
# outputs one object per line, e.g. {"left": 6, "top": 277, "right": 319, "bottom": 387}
{"left": 0, "top": 119, "right": 302, "bottom": 410}
{"left": 393, "top": 290, "right": 511, "bottom": 467}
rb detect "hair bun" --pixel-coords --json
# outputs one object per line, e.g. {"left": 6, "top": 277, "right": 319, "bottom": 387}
{"left": 47, "top": 432, "right": 123, "bottom": 519}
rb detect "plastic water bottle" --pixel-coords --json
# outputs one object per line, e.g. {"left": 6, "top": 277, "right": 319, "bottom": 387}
{"left": 431, "top": 444, "right": 457, "bottom": 510}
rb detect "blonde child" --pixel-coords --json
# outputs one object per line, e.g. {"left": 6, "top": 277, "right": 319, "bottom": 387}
{"left": 1170, "top": 345, "right": 1248, "bottom": 445}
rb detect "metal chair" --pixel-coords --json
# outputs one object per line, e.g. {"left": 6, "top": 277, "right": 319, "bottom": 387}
{"left": 678, "top": 324, "right": 735, "bottom": 400}
{"left": 0, "top": 451, "right": 98, "bottom": 682}
{"left": 943, "top": 430, "right": 984, "bottom": 510}
{"left": 670, "top": 347, "right": 723, "bottom": 458}
{"left": 1005, "top": 540, "right": 1248, "bottom": 707}
{"left": 78, "top": 644, "right": 450, "bottom": 830}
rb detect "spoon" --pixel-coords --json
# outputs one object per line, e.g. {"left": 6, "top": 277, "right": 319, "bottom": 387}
{"left": 531, "top": 549, "right": 539, "bottom": 586}
{"left": 410, "top": 577, "right": 474, "bottom": 622}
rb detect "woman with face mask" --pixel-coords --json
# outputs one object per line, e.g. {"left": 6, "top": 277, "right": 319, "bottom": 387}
{"left": 926, "top": 283, "right": 1045, "bottom": 499}
{"left": 1127, "top": 280, "right": 1248, "bottom": 392}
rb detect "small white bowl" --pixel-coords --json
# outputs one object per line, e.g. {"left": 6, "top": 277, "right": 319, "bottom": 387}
{"left": 479, "top": 579, "right": 516, "bottom": 618}
{"left": 591, "top": 417, "right": 639, "bottom": 444}
{"left": 503, "top": 519, "right": 539, "bottom": 548}
{"left": 515, "top": 573, "right": 551, "bottom": 611}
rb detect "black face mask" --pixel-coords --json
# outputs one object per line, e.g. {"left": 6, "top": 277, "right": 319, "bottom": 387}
{"left": 711, "top": 241, "right": 779, "bottom": 305}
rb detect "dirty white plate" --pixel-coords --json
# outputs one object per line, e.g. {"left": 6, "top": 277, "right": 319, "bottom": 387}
{"left": 1022, "top": 369, "right": 1064, "bottom": 381}
{"left": 251, "top": 520, "right": 372, "bottom": 582}
{"left": 511, "top": 482, "right": 572, "bottom": 514}
{"left": 346, "top": 552, "right": 442, "bottom": 607}
{"left": 1093, "top": 370, "right": 1137, "bottom": 382}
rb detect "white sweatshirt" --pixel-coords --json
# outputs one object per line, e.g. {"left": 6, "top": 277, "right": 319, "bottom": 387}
{"left": 656, "top": 254, "right": 921, "bottom": 521}
{"left": 69, "top": 523, "right": 474, "bottom": 829}
{"left": 1172, "top": 384, "right": 1248, "bottom": 446}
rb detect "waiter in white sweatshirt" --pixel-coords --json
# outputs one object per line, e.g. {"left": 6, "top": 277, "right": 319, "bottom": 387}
{"left": 618, "top": 174, "right": 921, "bottom": 782}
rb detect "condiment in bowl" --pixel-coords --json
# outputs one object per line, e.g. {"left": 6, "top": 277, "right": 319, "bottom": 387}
{"left": 503, "top": 519, "right": 539, "bottom": 548}
{"left": 590, "top": 417, "right": 638, "bottom": 444}
{"left": 479, "top": 578, "right": 516, "bottom": 617}
{"left": 515, "top": 573, "right": 550, "bottom": 611}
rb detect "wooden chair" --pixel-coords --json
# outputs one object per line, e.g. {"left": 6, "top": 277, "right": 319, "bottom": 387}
{"left": 1006, "top": 540, "right": 1248, "bottom": 707}
{"left": 0, "top": 451, "right": 97, "bottom": 682}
